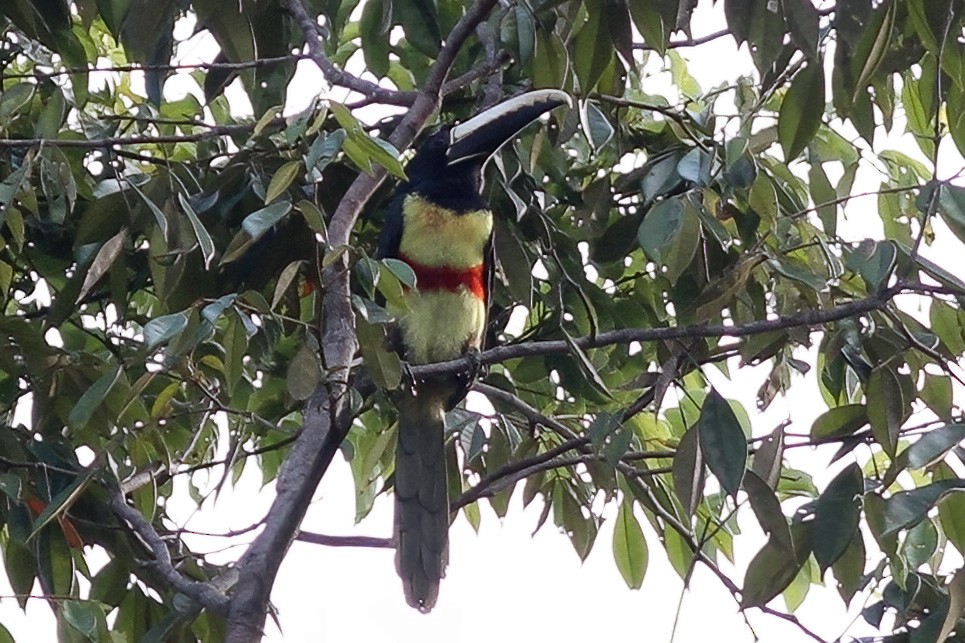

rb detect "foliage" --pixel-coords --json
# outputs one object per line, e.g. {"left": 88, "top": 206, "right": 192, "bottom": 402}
{"left": 0, "top": 0, "right": 964, "bottom": 641}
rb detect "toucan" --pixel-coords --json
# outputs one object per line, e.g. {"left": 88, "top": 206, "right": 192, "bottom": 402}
{"left": 377, "top": 89, "right": 571, "bottom": 612}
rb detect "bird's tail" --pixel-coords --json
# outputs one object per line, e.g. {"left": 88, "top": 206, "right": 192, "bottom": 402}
{"left": 393, "top": 387, "right": 449, "bottom": 613}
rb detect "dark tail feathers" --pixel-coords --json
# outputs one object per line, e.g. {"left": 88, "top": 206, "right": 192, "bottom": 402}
{"left": 393, "top": 391, "right": 449, "bottom": 612}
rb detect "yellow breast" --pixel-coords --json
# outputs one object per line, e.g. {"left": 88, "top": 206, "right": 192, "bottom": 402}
{"left": 398, "top": 195, "right": 493, "bottom": 269}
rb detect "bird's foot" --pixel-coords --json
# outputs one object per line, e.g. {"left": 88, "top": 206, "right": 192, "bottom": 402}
{"left": 463, "top": 346, "right": 484, "bottom": 381}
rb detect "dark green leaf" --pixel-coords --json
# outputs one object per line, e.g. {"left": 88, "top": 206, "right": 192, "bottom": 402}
{"left": 937, "top": 183, "right": 965, "bottom": 245}
{"left": 812, "top": 463, "right": 862, "bottom": 571}
{"left": 900, "top": 518, "right": 937, "bottom": 570}
{"left": 867, "top": 367, "right": 905, "bottom": 456}
{"left": 68, "top": 366, "right": 122, "bottom": 428}
{"left": 360, "top": 0, "right": 391, "bottom": 77}
{"left": 742, "top": 536, "right": 804, "bottom": 608}
{"left": 572, "top": 0, "right": 613, "bottom": 92}
{"left": 831, "top": 530, "right": 866, "bottom": 605}
{"left": 811, "top": 404, "right": 868, "bottom": 440}
{"left": 265, "top": 161, "right": 301, "bottom": 205}
{"left": 672, "top": 423, "right": 704, "bottom": 517}
{"left": 62, "top": 600, "right": 105, "bottom": 641}
{"left": 882, "top": 480, "right": 965, "bottom": 537}
{"left": 177, "top": 193, "right": 216, "bottom": 270}
{"left": 778, "top": 60, "right": 825, "bottom": 161}
{"left": 744, "top": 470, "right": 792, "bottom": 550}
{"left": 905, "top": 424, "right": 965, "bottom": 469}
{"left": 698, "top": 389, "right": 747, "bottom": 496}
{"left": 844, "top": 240, "right": 896, "bottom": 291}
{"left": 241, "top": 202, "right": 293, "bottom": 242}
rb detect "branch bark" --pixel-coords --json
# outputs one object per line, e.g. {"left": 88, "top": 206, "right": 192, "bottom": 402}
{"left": 109, "top": 487, "right": 230, "bottom": 615}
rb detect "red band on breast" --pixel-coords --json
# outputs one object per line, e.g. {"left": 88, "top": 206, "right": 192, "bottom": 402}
{"left": 398, "top": 253, "right": 486, "bottom": 301}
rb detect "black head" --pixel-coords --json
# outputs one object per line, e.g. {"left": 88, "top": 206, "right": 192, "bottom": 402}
{"left": 403, "top": 126, "right": 486, "bottom": 212}
{"left": 400, "top": 90, "right": 572, "bottom": 212}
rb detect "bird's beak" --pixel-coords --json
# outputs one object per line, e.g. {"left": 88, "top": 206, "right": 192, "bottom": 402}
{"left": 446, "top": 89, "right": 572, "bottom": 167}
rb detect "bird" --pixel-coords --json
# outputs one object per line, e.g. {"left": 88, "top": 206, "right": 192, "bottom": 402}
{"left": 376, "top": 89, "right": 571, "bottom": 612}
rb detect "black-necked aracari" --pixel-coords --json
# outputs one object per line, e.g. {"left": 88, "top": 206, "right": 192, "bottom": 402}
{"left": 377, "top": 89, "right": 571, "bottom": 612}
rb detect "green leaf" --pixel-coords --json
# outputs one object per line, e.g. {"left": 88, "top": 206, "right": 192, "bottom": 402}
{"left": 68, "top": 366, "right": 122, "bottom": 428}
{"left": 62, "top": 600, "right": 106, "bottom": 641}
{"left": 741, "top": 536, "right": 804, "bottom": 608}
{"left": 360, "top": 0, "right": 391, "bottom": 77}
{"left": 77, "top": 227, "right": 127, "bottom": 305}
{"left": 900, "top": 518, "right": 937, "bottom": 570}
{"left": 355, "top": 319, "right": 402, "bottom": 390}
{"left": 612, "top": 499, "right": 647, "bottom": 589}
{"left": 866, "top": 367, "right": 905, "bottom": 456}
{"left": 783, "top": 0, "right": 820, "bottom": 58}
{"left": 752, "top": 423, "right": 785, "bottom": 488}
{"left": 831, "top": 531, "right": 866, "bottom": 605}
{"left": 242, "top": 201, "right": 293, "bottom": 242}
{"left": 811, "top": 404, "right": 868, "bottom": 440}
{"left": 881, "top": 479, "right": 965, "bottom": 537}
{"left": 271, "top": 260, "right": 304, "bottom": 310}
{"left": 937, "top": 183, "right": 965, "bottom": 245}
{"left": 672, "top": 423, "right": 704, "bottom": 517}
{"left": 579, "top": 101, "right": 614, "bottom": 152}
{"left": 144, "top": 312, "right": 190, "bottom": 349}
{"left": 938, "top": 568, "right": 965, "bottom": 643}
{"left": 286, "top": 342, "right": 322, "bottom": 401}
{"left": 935, "top": 463, "right": 965, "bottom": 555}
{"left": 844, "top": 240, "right": 896, "bottom": 291}
{"left": 177, "top": 193, "right": 215, "bottom": 270}
{"left": 572, "top": 0, "right": 612, "bottom": 93}
{"left": 2, "top": 537, "right": 36, "bottom": 609}
{"left": 697, "top": 389, "right": 747, "bottom": 496}
{"left": 637, "top": 196, "right": 700, "bottom": 284}
{"left": 394, "top": 0, "right": 440, "bottom": 58}
{"left": 744, "top": 470, "right": 792, "bottom": 550}
{"left": 778, "top": 60, "right": 825, "bottom": 161}
{"left": 812, "top": 463, "right": 862, "bottom": 572}
{"left": 905, "top": 424, "right": 965, "bottom": 469}
{"left": 628, "top": 0, "right": 671, "bottom": 54}
{"left": 223, "top": 312, "right": 248, "bottom": 396}
{"left": 29, "top": 472, "right": 93, "bottom": 544}
{"left": 265, "top": 161, "right": 301, "bottom": 205}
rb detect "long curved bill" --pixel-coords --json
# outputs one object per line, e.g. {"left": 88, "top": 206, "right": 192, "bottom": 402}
{"left": 446, "top": 89, "right": 572, "bottom": 167}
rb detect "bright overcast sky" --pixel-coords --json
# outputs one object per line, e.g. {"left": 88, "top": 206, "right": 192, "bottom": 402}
{"left": 2, "top": 0, "right": 963, "bottom": 641}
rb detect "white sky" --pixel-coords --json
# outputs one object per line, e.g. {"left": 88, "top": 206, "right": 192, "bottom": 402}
{"left": 2, "top": 1, "right": 964, "bottom": 641}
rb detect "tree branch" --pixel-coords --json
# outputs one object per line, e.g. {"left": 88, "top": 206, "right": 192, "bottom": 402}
{"left": 109, "top": 487, "right": 230, "bottom": 615}
{"left": 282, "top": 0, "right": 416, "bottom": 106}
{"left": 414, "top": 288, "right": 900, "bottom": 379}
{"left": 295, "top": 531, "right": 393, "bottom": 548}
{"left": 0, "top": 120, "right": 281, "bottom": 150}
{"left": 0, "top": 55, "right": 309, "bottom": 81}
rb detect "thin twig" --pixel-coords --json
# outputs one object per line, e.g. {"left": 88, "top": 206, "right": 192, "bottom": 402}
{"left": 295, "top": 532, "right": 393, "bottom": 548}
{"left": 414, "top": 287, "right": 900, "bottom": 379}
